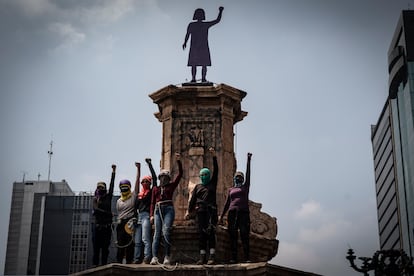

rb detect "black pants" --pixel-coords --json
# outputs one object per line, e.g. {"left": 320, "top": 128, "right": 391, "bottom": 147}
{"left": 227, "top": 210, "right": 250, "bottom": 262}
{"left": 92, "top": 223, "right": 112, "bottom": 265}
{"left": 116, "top": 219, "right": 134, "bottom": 263}
{"left": 197, "top": 208, "right": 218, "bottom": 252}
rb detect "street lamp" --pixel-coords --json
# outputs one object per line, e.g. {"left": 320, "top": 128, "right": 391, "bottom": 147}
{"left": 346, "top": 248, "right": 414, "bottom": 275}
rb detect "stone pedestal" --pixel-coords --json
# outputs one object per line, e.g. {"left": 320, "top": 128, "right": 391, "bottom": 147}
{"left": 149, "top": 83, "right": 278, "bottom": 262}
{"left": 149, "top": 83, "right": 247, "bottom": 224}
{"left": 76, "top": 262, "right": 321, "bottom": 276}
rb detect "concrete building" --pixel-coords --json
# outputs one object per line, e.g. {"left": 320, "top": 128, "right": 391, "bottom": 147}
{"left": 4, "top": 180, "right": 120, "bottom": 275}
{"left": 4, "top": 180, "right": 74, "bottom": 275}
{"left": 371, "top": 10, "right": 414, "bottom": 257}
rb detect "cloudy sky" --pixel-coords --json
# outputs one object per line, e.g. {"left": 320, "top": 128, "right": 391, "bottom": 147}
{"left": 0, "top": 0, "right": 410, "bottom": 275}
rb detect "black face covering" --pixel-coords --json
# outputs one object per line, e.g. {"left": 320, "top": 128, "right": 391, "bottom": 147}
{"left": 159, "top": 175, "right": 170, "bottom": 186}
{"left": 233, "top": 177, "right": 243, "bottom": 187}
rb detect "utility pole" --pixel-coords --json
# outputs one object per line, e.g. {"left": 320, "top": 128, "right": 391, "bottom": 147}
{"left": 47, "top": 140, "right": 53, "bottom": 181}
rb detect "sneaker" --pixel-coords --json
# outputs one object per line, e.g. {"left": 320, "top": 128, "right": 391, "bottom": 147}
{"left": 163, "top": 255, "right": 171, "bottom": 265}
{"left": 143, "top": 257, "right": 151, "bottom": 264}
{"left": 150, "top": 256, "right": 158, "bottom": 265}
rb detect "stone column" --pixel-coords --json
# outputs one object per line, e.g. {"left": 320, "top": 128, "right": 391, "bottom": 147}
{"left": 149, "top": 83, "right": 247, "bottom": 224}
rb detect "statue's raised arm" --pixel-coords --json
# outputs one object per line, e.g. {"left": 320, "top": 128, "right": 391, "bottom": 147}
{"left": 211, "top": 6, "right": 224, "bottom": 25}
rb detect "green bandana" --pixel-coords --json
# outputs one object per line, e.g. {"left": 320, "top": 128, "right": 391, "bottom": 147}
{"left": 199, "top": 168, "right": 211, "bottom": 185}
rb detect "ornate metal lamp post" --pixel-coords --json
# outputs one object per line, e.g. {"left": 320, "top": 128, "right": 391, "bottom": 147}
{"left": 346, "top": 248, "right": 414, "bottom": 275}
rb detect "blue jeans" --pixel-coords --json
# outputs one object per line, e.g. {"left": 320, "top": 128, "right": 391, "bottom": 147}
{"left": 134, "top": 211, "right": 152, "bottom": 261}
{"left": 152, "top": 205, "right": 175, "bottom": 257}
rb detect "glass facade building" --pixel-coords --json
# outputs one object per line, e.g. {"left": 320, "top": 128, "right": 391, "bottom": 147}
{"left": 371, "top": 10, "right": 414, "bottom": 258}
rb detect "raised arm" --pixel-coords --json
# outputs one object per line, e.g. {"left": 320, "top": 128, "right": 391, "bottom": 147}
{"left": 210, "top": 147, "right": 218, "bottom": 187}
{"left": 171, "top": 152, "right": 183, "bottom": 187}
{"left": 134, "top": 162, "right": 141, "bottom": 195}
{"left": 207, "top": 6, "right": 224, "bottom": 27}
{"left": 108, "top": 164, "right": 116, "bottom": 198}
{"left": 145, "top": 158, "right": 157, "bottom": 188}
{"left": 245, "top": 153, "right": 252, "bottom": 190}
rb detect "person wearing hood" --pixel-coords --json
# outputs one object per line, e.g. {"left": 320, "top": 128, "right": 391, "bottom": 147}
{"left": 186, "top": 147, "right": 218, "bottom": 265}
{"left": 149, "top": 152, "right": 183, "bottom": 265}
{"left": 115, "top": 162, "right": 140, "bottom": 264}
{"left": 133, "top": 158, "right": 156, "bottom": 264}
{"left": 219, "top": 152, "right": 252, "bottom": 263}
{"left": 92, "top": 164, "right": 116, "bottom": 266}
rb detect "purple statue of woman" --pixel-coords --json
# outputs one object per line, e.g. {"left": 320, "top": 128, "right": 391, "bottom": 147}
{"left": 183, "top": 7, "right": 224, "bottom": 83}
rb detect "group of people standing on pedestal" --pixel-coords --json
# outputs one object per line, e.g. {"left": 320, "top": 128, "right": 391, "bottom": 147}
{"left": 91, "top": 150, "right": 253, "bottom": 267}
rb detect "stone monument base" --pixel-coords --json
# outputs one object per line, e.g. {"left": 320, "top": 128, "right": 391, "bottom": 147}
{"left": 73, "top": 262, "right": 321, "bottom": 276}
{"left": 164, "top": 225, "right": 278, "bottom": 264}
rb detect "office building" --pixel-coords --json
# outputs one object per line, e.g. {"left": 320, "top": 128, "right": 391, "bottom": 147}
{"left": 4, "top": 180, "right": 75, "bottom": 275}
{"left": 371, "top": 10, "right": 414, "bottom": 257}
{"left": 4, "top": 180, "right": 119, "bottom": 275}
{"left": 38, "top": 193, "right": 93, "bottom": 274}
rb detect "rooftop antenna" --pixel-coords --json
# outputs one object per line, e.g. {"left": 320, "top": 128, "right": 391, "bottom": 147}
{"left": 47, "top": 140, "right": 53, "bottom": 181}
{"left": 22, "top": 171, "right": 27, "bottom": 183}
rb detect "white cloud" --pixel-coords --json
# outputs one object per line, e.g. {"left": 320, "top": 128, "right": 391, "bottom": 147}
{"left": 11, "top": 0, "right": 57, "bottom": 17}
{"left": 11, "top": 0, "right": 136, "bottom": 24}
{"left": 278, "top": 203, "right": 366, "bottom": 275}
{"left": 48, "top": 22, "right": 86, "bottom": 53}
{"left": 273, "top": 241, "right": 321, "bottom": 271}
{"left": 74, "top": 0, "right": 136, "bottom": 25}
{"left": 298, "top": 219, "right": 353, "bottom": 243}
{"left": 294, "top": 199, "right": 322, "bottom": 219}
{"left": 48, "top": 22, "right": 85, "bottom": 43}
{"left": 293, "top": 200, "right": 354, "bottom": 243}
{"left": 93, "top": 35, "right": 117, "bottom": 64}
